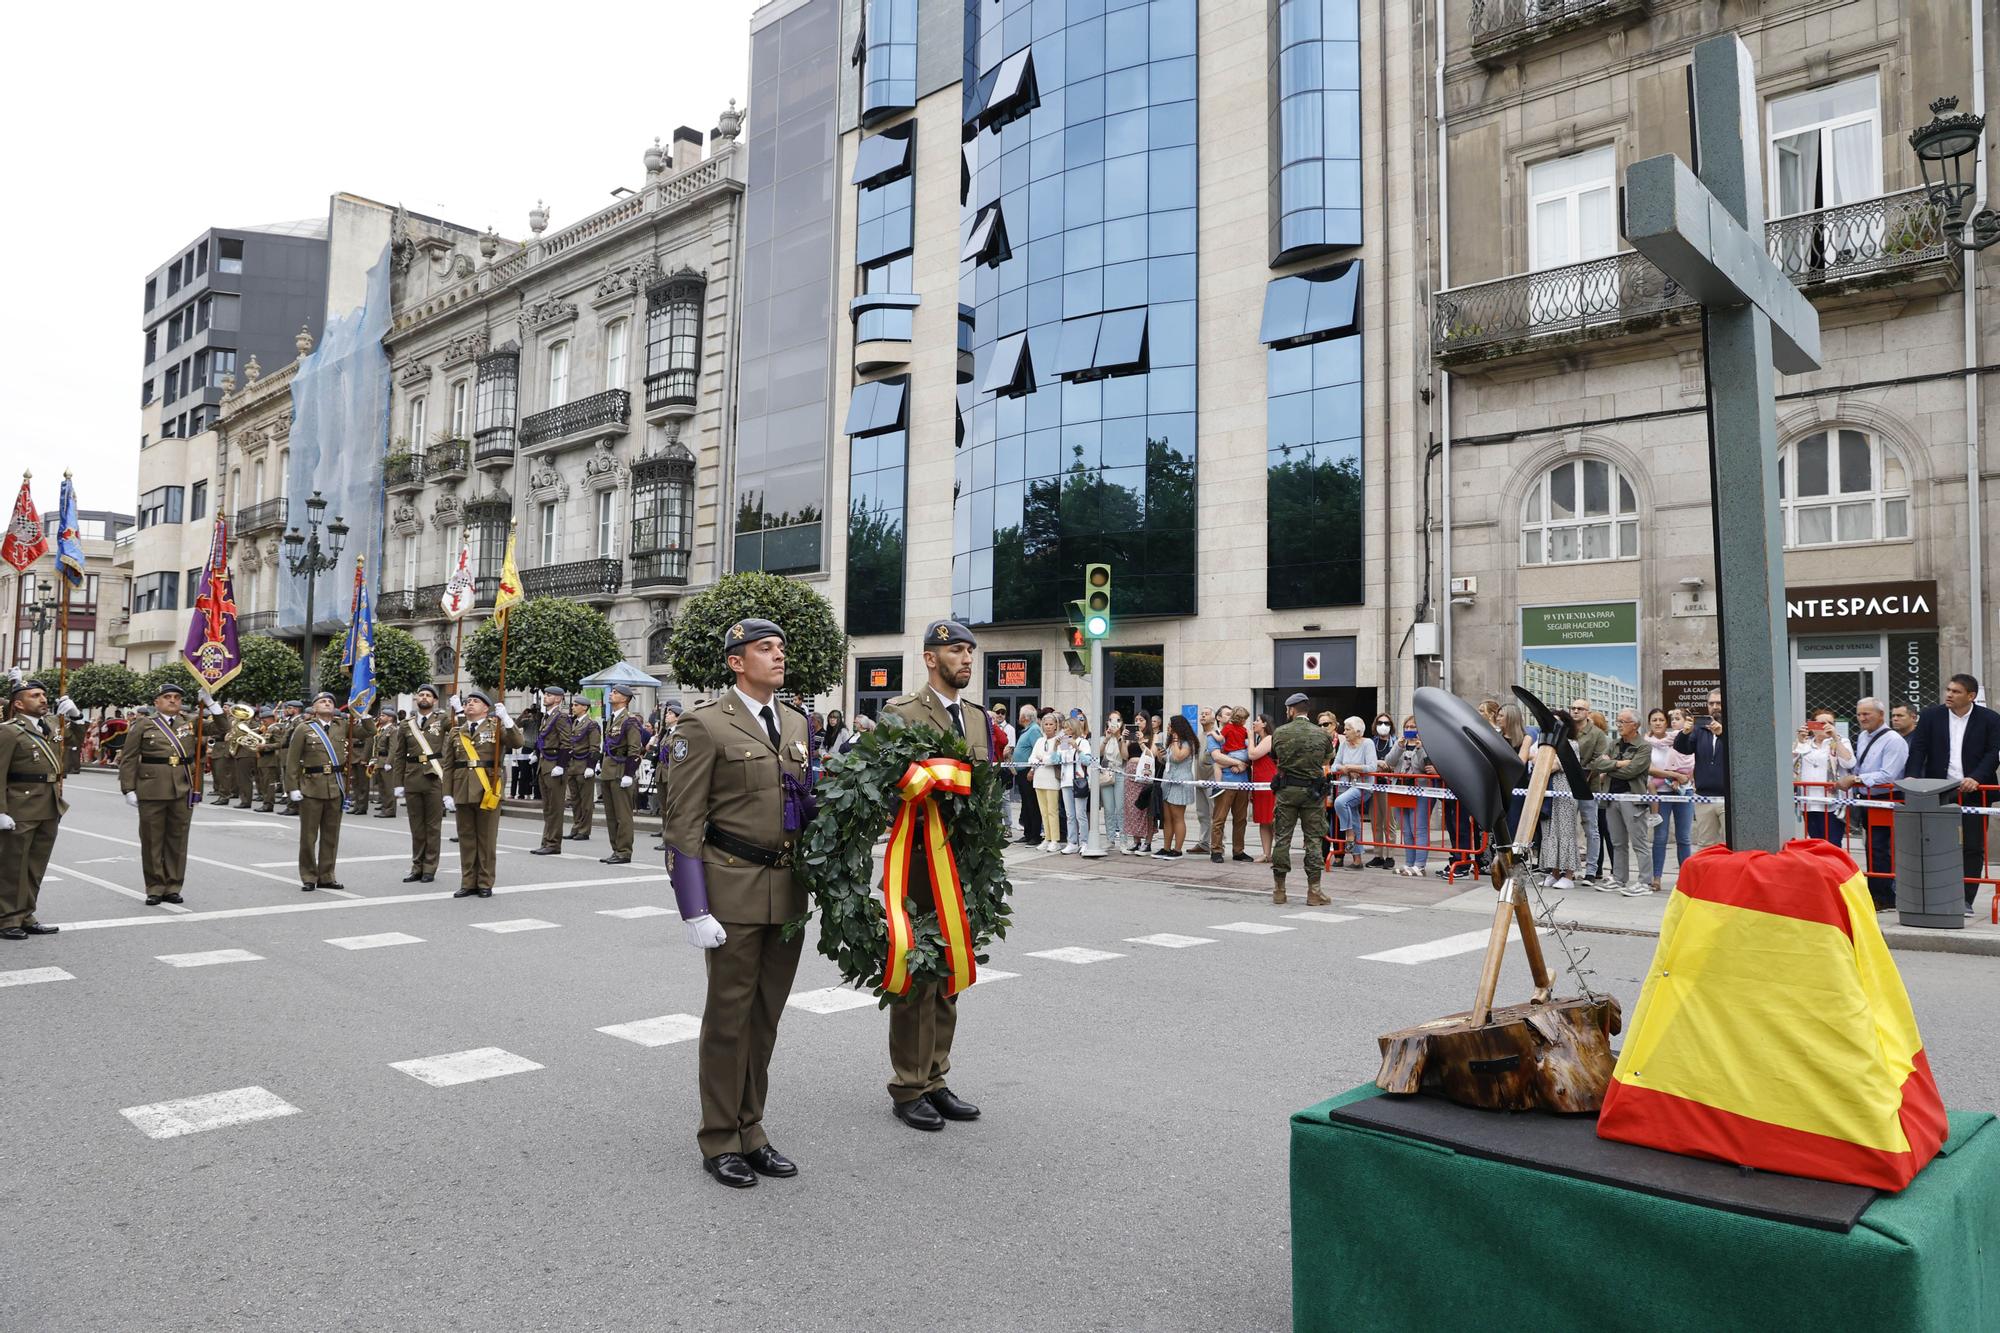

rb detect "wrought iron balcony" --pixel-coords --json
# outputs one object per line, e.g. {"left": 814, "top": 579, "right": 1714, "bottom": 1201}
{"left": 1469, "top": 0, "right": 1648, "bottom": 64}
{"left": 378, "top": 589, "right": 419, "bottom": 620}
{"left": 235, "top": 497, "right": 288, "bottom": 535}
{"left": 519, "top": 389, "right": 631, "bottom": 451}
{"left": 474, "top": 433, "right": 515, "bottom": 470}
{"left": 521, "top": 557, "right": 623, "bottom": 603}
{"left": 414, "top": 584, "right": 448, "bottom": 619}
{"left": 385, "top": 453, "right": 427, "bottom": 493}
{"left": 240, "top": 611, "right": 278, "bottom": 635}
{"left": 1433, "top": 190, "right": 1954, "bottom": 365}
{"left": 629, "top": 515, "right": 691, "bottom": 588}
{"left": 645, "top": 370, "right": 697, "bottom": 418}
{"left": 427, "top": 440, "right": 470, "bottom": 481}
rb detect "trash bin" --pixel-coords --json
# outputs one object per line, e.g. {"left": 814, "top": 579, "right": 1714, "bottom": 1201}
{"left": 1893, "top": 777, "right": 1966, "bottom": 929}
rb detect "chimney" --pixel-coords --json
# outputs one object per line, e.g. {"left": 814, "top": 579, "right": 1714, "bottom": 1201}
{"left": 672, "top": 126, "right": 703, "bottom": 172}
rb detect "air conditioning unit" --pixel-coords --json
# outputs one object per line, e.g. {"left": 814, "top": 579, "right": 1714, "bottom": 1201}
{"left": 1449, "top": 576, "right": 1477, "bottom": 596}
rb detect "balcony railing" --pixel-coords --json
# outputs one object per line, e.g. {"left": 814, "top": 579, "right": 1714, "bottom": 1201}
{"left": 240, "top": 611, "right": 278, "bottom": 635}
{"left": 474, "top": 433, "right": 515, "bottom": 469}
{"left": 427, "top": 440, "right": 470, "bottom": 481}
{"left": 519, "top": 389, "right": 631, "bottom": 450}
{"left": 645, "top": 371, "right": 696, "bottom": 417}
{"left": 629, "top": 516, "right": 691, "bottom": 588}
{"left": 521, "top": 557, "right": 623, "bottom": 602}
{"left": 379, "top": 589, "right": 419, "bottom": 620}
{"left": 385, "top": 453, "right": 427, "bottom": 493}
{"left": 414, "top": 584, "right": 448, "bottom": 618}
{"left": 1433, "top": 190, "right": 1953, "bottom": 363}
{"left": 1469, "top": 0, "right": 1647, "bottom": 61}
{"left": 235, "top": 497, "right": 287, "bottom": 535}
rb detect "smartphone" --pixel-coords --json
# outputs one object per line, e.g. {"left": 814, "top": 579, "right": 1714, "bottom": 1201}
{"left": 1692, "top": 713, "right": 1712, "bottom": 726}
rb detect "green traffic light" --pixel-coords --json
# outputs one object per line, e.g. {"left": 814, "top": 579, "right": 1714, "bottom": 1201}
{"left": 1086, "top": 614, "right": 1109, "bottom": 637}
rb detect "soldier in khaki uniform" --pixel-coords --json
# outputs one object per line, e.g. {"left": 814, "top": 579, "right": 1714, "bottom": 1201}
{"left": 565, "top": 695, "right": 601, "bottom": 841}
{"left": 284, "top": 692, "right": 350, "bottom": 892}
{"left": 530, "top": 686, "right": 572, "bottom": 855}
{"left": 253, "top": 707, "right": 283, "bottom": 811}
{"left": 0, "top": 678, "right": 75, "bottom": 939}
{"left": 651, "top": 698, "right": 685, "bottom": 851}
{"left": 273, "top": 701, "right": 305, "bottom": 816}
{"left": 224, "top": 705, "right": 263, "bottom": 808}
{"left": 118, "top": 681, "right": 209, "bottom": 906}
{"left": 879, "top": 619, "right": 989, "bottom": 1132}
{"left": 389, "top": 685, "right": 453, "bottom": 882}
{"left": 445, "top": 688, "right": 523, "bottom": 897}
{"left": 344, "top": 709, "right": 377, "bottom": 816}
{"left": 664, "top": 618, "right": 811, "bottom": 1190}
{"left": 368, "top": 706, "right": 399, "bottom": 816}
{"left": 598, "top": 683, "right": 647, "bottom": 864}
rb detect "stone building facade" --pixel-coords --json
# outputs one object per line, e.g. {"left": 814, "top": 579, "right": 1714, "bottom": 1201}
{"left": 377, "top": 118, "right": 745, "bottom": 684}
{"left": 7, "top": 507, "right": 134, "bottom": 674}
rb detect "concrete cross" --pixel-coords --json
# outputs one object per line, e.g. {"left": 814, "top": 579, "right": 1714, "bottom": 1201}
{"left": 1623, "top": 34, "right": 1823, "bottom": 852}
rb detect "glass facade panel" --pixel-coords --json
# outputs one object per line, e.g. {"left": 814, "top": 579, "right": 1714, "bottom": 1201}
{"left": 845, "top": 375, "right": 910, "bottom": 637}
{"left": 1269, "top": 0, "right": 1362, "bottom": 264}
{"left": 861, "top": 0, "right": 917, "bottom": 125}
{"left": 474, "top": 350, "right": 519, "bottom": 457}
{"left": 956, "top": 0, "right": 1199, "bottom": 626}
{"left": 1266, "top": 324, "right": 1362, "bottom": 609}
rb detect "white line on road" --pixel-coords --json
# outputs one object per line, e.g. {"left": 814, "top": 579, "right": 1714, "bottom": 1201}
{"left": 1025, "top": 946, "right": 1125, "bottom": 964}
{"left": 1282, "top": 912, "right": 1362, "bottom": 925}
{"left": 326, "top": 932, "right": 425, "bottom": 950}
{"left": 1211, "top": 922, "right": 1295, "bottom": 935}
{"left": 0, "top": 966, "right": 74, "bottom": 987}
{"left": 598, "top": 905, "right": 676, "bottom": 919}
{"left": 471, "top": 919, "right": 560, "bottom": 934}
{"left": 391, "top": 1047, "right": 543, "bottom": 1087}
{"left": 120, "top": 1086, "right": 302, "bottom": 1139}
{"left": 787, "top": 986, "right": 879, "bottom": 1014}
{"left": 48, "top": 861, "right": 191, "bottom": 913}
{"left": 597, "top": 1014, "right": 701, "bottom": 1047}
{"left": 1361, "top": 928, "right": 1547, "bottom": 966}
{"left": 62, "top": 827, "right": 356, "bottom": 895}
{"left": 253, "top": 853, "right": 471, "bottom": 868}
{"left": 1124, "top": 933, "right": 1217, "bottom": 949}
{"left": 1343, "top": 903, "right": 1412, "bottom": 914}
{"left": 973, "top": 969, "right": 1019, "bottom": 984}
{"left": 51, "top": 874, "right": 668, "bottom": 932}
{"left": 156, "top": 948, "right": 264, "bottom": 968}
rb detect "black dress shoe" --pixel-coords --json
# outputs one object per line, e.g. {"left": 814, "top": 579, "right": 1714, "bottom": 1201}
{"left": 0, "top": 927, "right": 27, "bottom": 941}
{"left": 453, "top": 887, "right": 476, "bottom": 898}
{"left": 403, "top": 872, "right": 423, "bottom": 883}
{"left": 926, "top": 1087, "right": 981, "bottom": 1121}
{"left": 476, "top": 888, "right": 492, "bottom": 898}
{"left": 301, "top": 884, "right": 317, "bottom": 893}
{"left": 743, "top": 1145, "right": 798, "bottom": 1178}
{"left": 530, "top": 847, "right": 559, "bottom": 856}
{"left": 320, "top": 882, "right": 344, "bottom": 891}
{"left": 703, "top": 1152, "right": 758, "bottom": 1189}
{"left": 162, "top": 894, "right": 185, "bottom": 905}
{"left": 21, "top": 923, "right": 58, "bottom": 935}
{"left": 420, "top": 873, "right": 435, "bottom": 883}
{"left": 892, "top": 1097, "right": 946, "bottom": 1131}
{"left": 145, "top": 896, "right": 164, "bottom": 907}
{"left": 600, "top": 853, "right": 630, "bottom": 864}
{"left": 564, "top": 832, "right": 587, "bottom": 841}
{"left": 1233, "top": 853, "right": 1255, "bottom": 863}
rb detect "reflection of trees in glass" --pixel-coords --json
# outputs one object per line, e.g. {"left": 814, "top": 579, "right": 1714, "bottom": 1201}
{"left": 736, "top": 491, "right": 825, "bottom": 534}
{"left": 1267, "top": 448, "right": 1362, "bottom": 609}
{"left": 844, "top": 498, "right": 905, "bottom": 637}
{"left": 1111, "top": 648, "right": 1164, "bottom": 687}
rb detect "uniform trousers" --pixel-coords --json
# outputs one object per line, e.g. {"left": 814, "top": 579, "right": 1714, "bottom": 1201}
{"left": 538, "top": 762, "right": 565, "bottom": 847}
{"left": 888, "top": 981, "right": 958, "bottom": 1103}
{"left": 455, "top": 803, "right": 503, "bottom": 890}
{"left": 567, "top": 769, "right": 595, "bottom": 836}
{"left": 213, "top": 757, "right": 235, "bottom": 799}
{"left": 601, "top": 775, "right": 635, "bottom": 856}
{"left": 138, "top": 799, "right": 192, "bottom": 893}
{"left": 256, "top": 763, "right": 281, "bottom": 810}
{"left": 1270, "top": 788, "right": 1327, "bottom": 884}
{"left": 404, "top": 788, "right": 444, "bottom": 875}
{"left": 0, "top": 817, "right": 58, "bottom": 928}
{"left": 347, "top": 763, "right": 373, "bottom": 814}
{"left": 232, "top": 755, "right": 258, "bottom": 806}
{"left": 697, "top": 921, "right": 804, "bottom": 1158}
{"left": 373, "top": 769, "right": 398, "bottom": 816}
{"left": 298, "top": 796, "right": 344, "bottom": 884}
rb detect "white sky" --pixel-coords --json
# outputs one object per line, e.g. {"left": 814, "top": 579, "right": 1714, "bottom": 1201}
{"left": 0, "top": 0, "right": 759, "bottom": 519}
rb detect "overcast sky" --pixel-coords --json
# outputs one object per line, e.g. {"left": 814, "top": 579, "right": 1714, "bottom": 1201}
{"left": 0, "top": 0, "right": 758, "bottom": 520}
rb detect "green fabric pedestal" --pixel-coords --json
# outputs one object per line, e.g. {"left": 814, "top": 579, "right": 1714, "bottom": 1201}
{"left": 1291, "top": 1084, "right": 1999, "bottom": 1333}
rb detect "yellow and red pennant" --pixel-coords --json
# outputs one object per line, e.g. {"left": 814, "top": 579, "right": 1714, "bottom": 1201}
{"left": 1597, "top": 839, "right": 1948, "bottom": 1191}
{"left": 880, "top": 756, "right": 977, "bottom": 997}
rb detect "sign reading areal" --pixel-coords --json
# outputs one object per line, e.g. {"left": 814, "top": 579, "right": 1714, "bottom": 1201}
{"left": 1783, "top": 580, "right": 1938, "bottom": 633}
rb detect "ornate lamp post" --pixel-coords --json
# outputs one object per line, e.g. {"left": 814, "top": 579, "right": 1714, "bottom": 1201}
{"left": 26, "top": 577, "right": 54, "bottom": 673}
{"left": 1909, "top": 96, "right": 1999, "bottom": 251}
{"left": 281, "top": 490, "right": 348, "bottom": 692}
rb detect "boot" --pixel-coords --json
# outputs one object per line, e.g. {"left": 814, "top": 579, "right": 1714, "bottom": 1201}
{"left": 1307, "top": 884, "right": 1331, "bottom": 907}
{"left": 1272, "top": 874, "right": 1288, "bottom": 906}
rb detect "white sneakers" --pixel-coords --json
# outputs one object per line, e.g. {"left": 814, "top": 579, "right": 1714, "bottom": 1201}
{"left": 1039, "top": 840, "right": 1057, "bottom": 853}
{"left": 1551, "top": 876, "right": 1574, "bottom": 890}
{"left": 1059, "top": 844, "right": 1078, "bottom": 855}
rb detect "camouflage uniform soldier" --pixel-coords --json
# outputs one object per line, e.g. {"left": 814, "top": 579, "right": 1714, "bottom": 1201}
{"left": 1270, "top": 692, "right": 1333, "bottom": 907}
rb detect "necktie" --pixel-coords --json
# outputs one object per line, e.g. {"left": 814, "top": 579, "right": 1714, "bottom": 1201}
{"left": 760, "top": 705, "right": 780, "bottom": 751}
{"left": 948, "top": 701, "right": 965, "bottom": 737}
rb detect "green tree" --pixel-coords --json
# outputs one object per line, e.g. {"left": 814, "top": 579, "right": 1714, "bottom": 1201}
{"left": 216, "top": 635, "right": 306, "bottom": 706}
{"left": 669, "top": 570, "right": 848, "bottom": 697}
{"left": 319, "top": 624, "right": 434, "bottom": 703}
{"left": 137, "top": 660, "right": 202, "bottom": 702}
{"left": 63, "top": 662, "right": 145, "bottom": 712}
{"left": 463, "top": 598, "right": 622, "bottom": 695}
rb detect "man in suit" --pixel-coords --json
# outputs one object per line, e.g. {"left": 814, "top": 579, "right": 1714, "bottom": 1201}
{"left": 565, "top": 694, "right": 600, "bottom": 841}
{"left": 284, "top": 692, "right": 350, "bottom": 893}
{"left": 1903, "top": 672, "right": 2000, "bottom": 916}
{"left": 879, "top": 619, "right": 989, "bottom": 1132}
{"left": 0, "top": 678, "right": 74, "bottom": 939}
{"left": 663, "top": 618, "right": 810, "bottom": 1190}
{"left": 598, "top": 683, "right": 647, "bottom": 864}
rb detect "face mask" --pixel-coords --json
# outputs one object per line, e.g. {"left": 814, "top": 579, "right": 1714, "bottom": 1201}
{"left": 1376, "top": 723, "right": 1391, "bottom": 736}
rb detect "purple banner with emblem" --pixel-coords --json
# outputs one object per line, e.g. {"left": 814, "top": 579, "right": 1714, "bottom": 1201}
{"left": 182, "top": 515, "right": 243, "bottom": 691}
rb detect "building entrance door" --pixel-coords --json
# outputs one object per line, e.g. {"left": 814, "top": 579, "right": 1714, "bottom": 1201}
{"left": 1105, "top": 645, "right": 1164, "bottom": 726}
{"left": 1793, "top": 634, "right": 1882, "bottom": 737}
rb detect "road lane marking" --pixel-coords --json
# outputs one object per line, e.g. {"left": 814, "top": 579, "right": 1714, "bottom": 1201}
{"left": 973, "top": 969, "right": 1019, "bottom": 984}
{"left": 253, "top": 853, "right": 471, "bottom": 868}
{"left": 1025, "top": 947, "right": 1124, "bottom": 964}
{"left": 597, "top": 1014, "right": 701, "bottom": 1047}
{"left": 1281, "top": 913, "right": 1362, "bottom": 925}
{"left": 1361, "top": 928, "right": 1548, "bottom": 965}
{"left": 63, "top": 827, "right": 349, "bottom": 892}
{"left": 326, "top": 932, "right": 425, "bottom": 950}
{"left": 120, "top": 1086, "right": 302, "bottom": 1139}
{"left": 1125, "top": 933, "right": 1216, "bottom": 948}
{"left": 1211, "top": 922, "right": 1295, "bottom": 935}
{"left": 0, "top": 967, "right": 74, "bottom": 988}
{"left": 48, "top": 861, "right": 191, "bottom": 913}
{"left": 471, "top": 919, "right": 559, "bottom": 934}
{"left": 1343, "top": 903, "right": 1411, "bottom": 914}
{"left": 391, "top": 1047, "right": 542, "bottom": 1087}
{"left": 598, "top": 905, "right": 676, "bottom": 919}
{"left": 157, "top": 949, "right": 264, "bottom": 968}
{"left": 786, "top": 986, "right": 878, "bottom": 1014}
{"left": 50, "top": 874, "right": 669, "bottom": 932}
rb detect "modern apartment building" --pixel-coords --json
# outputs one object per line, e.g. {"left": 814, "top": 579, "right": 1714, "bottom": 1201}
{"left": 7, "top": 507, "right": 135, "bottom": 673}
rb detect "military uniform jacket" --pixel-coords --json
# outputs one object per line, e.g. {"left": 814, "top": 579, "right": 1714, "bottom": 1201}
{"left": 0, "top": 715, "right": 68, "bottom": 822}
{"left": 1273, "top": 717, "right": 1334, "bottom": 781}
{"left": 119, "top": 713, "right": 200, "bottom": 801}
{"left": 880, "top": 688, "right": 990, "bottom": 911}
{"left": 389, "top": 710, "right": 453, "bottom": 792}
{"left": 444, "top": 718, "right": 527, "bottom": 805}
{"left": 568, "top": 717, "right": 603, "bottom": 769}
{"left": 370, "top": 726, "right": 397, "bottom": 767}
{"left": 662, "top": 694, "right": 810, "bottom": 925}
{"left": 603, "top": 710, "right": 647, "bottom": 776}
{"left": 284, "top": 719, "right": 352, "bottom": 800}
{"left": 533, "top": 713, "right": 573, "bottom": 766}
{"left": 345, "top": 717, "right": 377, "bottom": 762}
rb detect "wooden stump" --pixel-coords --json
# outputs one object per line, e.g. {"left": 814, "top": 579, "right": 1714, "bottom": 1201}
{"left": 1375, "top": 996, "right": 1623, "bottom": 1114}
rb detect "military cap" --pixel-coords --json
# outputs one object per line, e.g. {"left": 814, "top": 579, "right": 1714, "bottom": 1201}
{"left": 283, "top": 700, "right": 303, "bottom": 710}
{"left": 462, "top": 687, "right": 493, "bottom": 707}
{"left": 608, "top": 683, "right": 635, "bottom": 701}
{"left": 414, "top": 683, "right": 440, "bottom": 699}
{"left": 722, "top": 618, "right": 785, "bottom": 654}
{"left": 662, "top": 697, "right": 686, "bottom": 716}
{"left": 568, "top": 695, "right": 591, "bottom": 709}
{"left": 154, "top": 681, "right": 187, "bottom": 699}
{"left": 9, "top": 677, "right": 49, "bottom": 698}
{"left": 312, "top": 691, "right": 338, "bottom": 705}
{"left": 257, "top": 705, "right": 276, "bottom": 718}
{"left": 1284, "top": 692, "right": 1313, "bottom": 708}
{"left": 540, "top": 684, "right": 567, "bottom": 699}
{"left": 923, "top": 618, "right": 977, "bottom": 649}
{"left": 376, "top": 705, "right": 395, "bottom": 718}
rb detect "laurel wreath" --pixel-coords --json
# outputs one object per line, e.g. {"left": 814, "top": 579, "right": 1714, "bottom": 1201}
{"left": 792, "top": 711, "right": 1014, "bottom": 1003}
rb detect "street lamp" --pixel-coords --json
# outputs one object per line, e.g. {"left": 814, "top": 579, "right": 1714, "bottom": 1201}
{"left": 25, "top": 577, "right": 54, "bottom": 673}
{"left": 1908, "top": 96, "right": 2000, "bottom": 251}
{"left": 281, "top": 490, "right": 349, "bottom": 693}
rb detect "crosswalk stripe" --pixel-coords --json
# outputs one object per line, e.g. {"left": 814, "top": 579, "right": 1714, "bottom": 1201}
{"left": 156, "top": 949, "right": 263, "bottom": 968}
{"left": 597, "top": 1014, "right": 702, "bottom": 1047}
{"left": 1124, "top": 933, "right": 1216, "bottom": 949}
{"left": 787, "top": 986, "right": 878, "bottom": 1014}
{"left": 1361, "top": 928, "right": 1546, "bottom": 966}
{"left": 326, "top": 933, "right": 424, "bottom": 950}
{"left": 598, "top": 905, "right": 677, "bottom": 919}
{"left": 1281, "top": 913, "right": 1362, "bottom": 925}
{"left": 391, "top": 1047, "right": 542, "bottom": 1087}
{"left": 471, "top": 919, "right": 559, "bottom": 934}
{"left": 973, "top": 969, "right": 1019, "bottom": 984}
{"left": 0, "top": 966, "right": 74, "bottom": 987}
{"left": 52, "top": 874, "right": 669, "bottom": 932}
{"left": 1343, "top": 903, "right": 1411, "bottom": 914}
{"left": 1211, "top": 922, "right": 1295, "bottom": 936}
{"left": 120, "top": 1086, "right": 302, "bottom": 1139}
{"left": 1025, "top": 946, "right": 1124, "bottom": 964}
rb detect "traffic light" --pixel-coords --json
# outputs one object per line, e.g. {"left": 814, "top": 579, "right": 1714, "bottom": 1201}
{"left": 1063, "top": 601, "right": 1090, "bottom": 675}
{"left": 1083, "top": 563, "right": 1112, "bottom": 638}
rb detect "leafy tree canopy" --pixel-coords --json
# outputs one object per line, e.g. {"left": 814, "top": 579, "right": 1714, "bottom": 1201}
{"left": 62, "top": 662, "right": 145, "bottom": 712}
{"left": 217, "top": 635, "right": 305, "bottom": 706}
{"left": 463, "top": 598, "right": 623, "bottom": 696}
{"left": 669, "top": 571, "right": 849, "bottom": 698}
{"left": 137, "top": 660, "right": 202, "bottom": 704}
{"left": 319, "top": 624, "right": 435, "bottom": 704}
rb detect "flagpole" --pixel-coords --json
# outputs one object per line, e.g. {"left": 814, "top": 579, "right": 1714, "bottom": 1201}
{"left": 489, "top": 518, "right": 518, "bottom": 794}
{"left": 451, "top": 619, "right": 464, "bottom": 696}
{"left": 57, "top": 575, "right": 68, "bottom": 699}
{"left": 344, "top": 556, "right": 363, "bottom": 775}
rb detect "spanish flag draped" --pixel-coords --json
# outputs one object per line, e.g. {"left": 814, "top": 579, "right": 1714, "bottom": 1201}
{"left": 1597, "top": 839, "right": 1947, "bottom": 1191}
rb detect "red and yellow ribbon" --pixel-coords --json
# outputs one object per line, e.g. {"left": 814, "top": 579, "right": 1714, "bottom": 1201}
{"left": 880, "top": 756, "right": 977, "bottom": 997}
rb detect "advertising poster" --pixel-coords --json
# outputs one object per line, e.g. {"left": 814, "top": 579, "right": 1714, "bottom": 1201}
{"left": 1520, "top": 602, "right": 1641, "bottom": 718}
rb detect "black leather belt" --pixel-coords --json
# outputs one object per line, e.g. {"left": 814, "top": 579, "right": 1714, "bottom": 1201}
{"left": 302, "top": 764, "right": 337, "bottom": 775}
{"left": 705, "top": 822, "right": 793, "bottom": 869}
{"left": 6, "top": 772, "right": 52, "bottom": 784}
{"left": 141, "top": 756, "right": 182, "bottom": 766}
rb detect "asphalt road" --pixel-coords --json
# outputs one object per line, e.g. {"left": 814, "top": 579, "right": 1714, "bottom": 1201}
{"left": 7, "top": 771, "right": 1999, "bottom": 1332}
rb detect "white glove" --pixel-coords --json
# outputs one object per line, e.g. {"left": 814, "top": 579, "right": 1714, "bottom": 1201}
{"left": 56, "top": 696, "right": 80, "bottom": 720}
{"left": 585, "top": 767, "right": 598, "bottom": 779}
{"left": 447, "top": 693, "right": 462, "bottom": 713}
{"left": 443, "top": 796, "right": 457, "bottom": 814}
{"left": 0, "top": 813, "right": 16, "bottom": 832}
{"left": 207, "top": 700, "right": 224, "bottom": 717}
{"left": 393, "top": 786, "right": 405, "bottom": 799}
{"left": 5, "top": 666, "right": 20, "bottom": 686}
{"left": 126, "top": 792, "right": 139, "bottom": 808}
{"left": 683, "top": 914, "right": 728, "bottom": 950}
{"left": 290, "top": 790, "right": 304, "bottom": 803}
{"left": 494, "top": 704, "right": 512, "bottom": 726}
{"left": 551, "top": 766, "right": 565, "bottom": 778}
{"left": 620, "top": 776, "right": 633, "bottom": 789}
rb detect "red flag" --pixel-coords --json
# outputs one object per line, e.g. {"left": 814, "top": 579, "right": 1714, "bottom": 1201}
{"left": 0, "top": 472, "right": 47, "bottom": 573}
